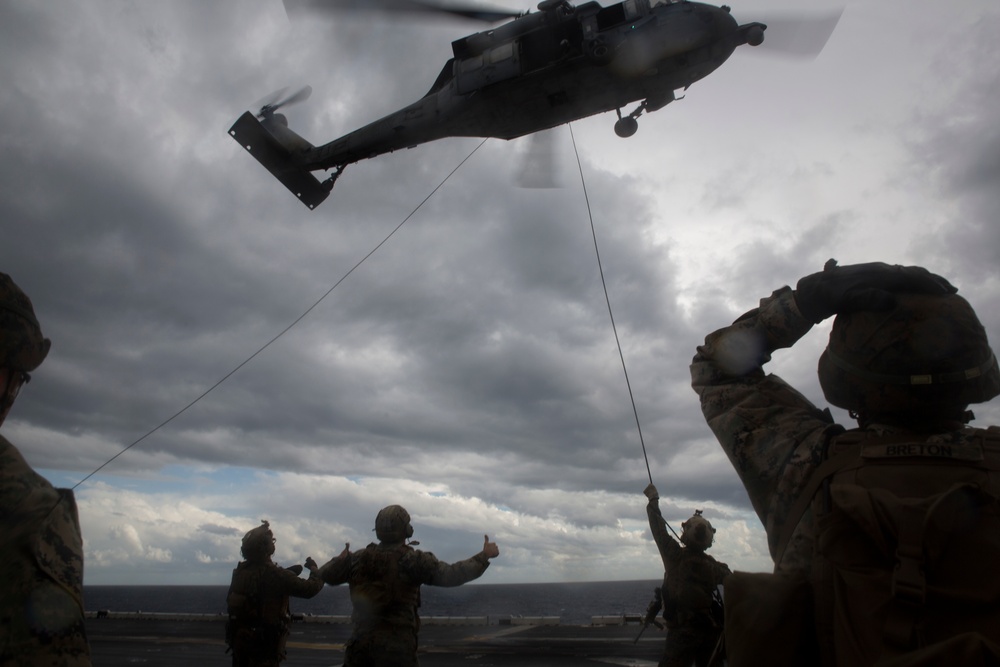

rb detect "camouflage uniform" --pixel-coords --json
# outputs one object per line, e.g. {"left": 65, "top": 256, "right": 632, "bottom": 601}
{"left": 0, "top": 435, "right": 91, "bottom": 667}
{"left": 1, "top": 272, "right": 90, "bottom": 667}
{"left": 692, "top": 272, "right": 1000, "bottom": 664}
{"left": 320, "top": 542, "right": 491, "bottom": 667}
{"left": 690, "top": 285, "right": 1000, "bottom": 572}
{"left": 690, "top": 286, "right": 838, "bottom": 574}
{"left": 226, "top": 559, "right": 325, "bottom": 667}
{"left": 647, "top": 500, "right": 730, "bottom": 667}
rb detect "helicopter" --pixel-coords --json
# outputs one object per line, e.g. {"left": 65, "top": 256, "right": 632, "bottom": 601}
{"left": 229, "top": 0, "right": 839, "bottom": 209}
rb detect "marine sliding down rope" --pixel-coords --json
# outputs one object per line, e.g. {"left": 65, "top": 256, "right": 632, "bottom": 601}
{"left": 72, "top": 139, "right": 490, "bottom": 490}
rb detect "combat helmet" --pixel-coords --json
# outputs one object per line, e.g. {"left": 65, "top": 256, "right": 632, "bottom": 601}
{"left": 375, "top": 505, "right": 413, "bottom": 543}
{"left": 0, "top": 272, "right": 51, "bottom": 373}
{"left": 680, "top": 510, "right": 716, "bottom": 551}
{"left": 241, "top": 520, "right": 276, "bottom": 562}
{"left": 818, "top": 292, "right": 1000, "bottom": 416}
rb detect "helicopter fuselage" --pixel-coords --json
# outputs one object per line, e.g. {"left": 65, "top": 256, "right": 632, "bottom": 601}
{"left": 230, "top": 0, "right": 765, "bottom": 207}
{"left": 306, "top": 1, "right": 757, "bottom": 166}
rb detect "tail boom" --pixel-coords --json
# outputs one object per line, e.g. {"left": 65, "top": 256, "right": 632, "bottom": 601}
{"left": 229, "top": 111, "right": 334, "bottom": 210}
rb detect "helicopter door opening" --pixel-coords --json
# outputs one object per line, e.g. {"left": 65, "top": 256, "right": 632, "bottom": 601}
{"left": 520, "top": 20, "right": 584, "bottom": 73}
{"left": 596, "top": 0, "right": 642, "bottom": 30}
{"left": 455, "top": 42, "right": 522, "bottom": 95}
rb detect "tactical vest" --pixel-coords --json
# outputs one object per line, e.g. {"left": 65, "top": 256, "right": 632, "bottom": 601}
{"left": 662, "top": 548, "right": 726, "bottom": 630}
{"left": 226, "top": 562, "right": 289, "bottom": 661}
{"left": 349, "top": 544, "right": 421, "bottom": 635}
{"left": 726, "top": 427, "right": 1000, "bottom": 667}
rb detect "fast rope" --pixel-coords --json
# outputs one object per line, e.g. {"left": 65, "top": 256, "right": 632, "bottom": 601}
{"left": 567, "top": 124, "right": 653, "bottom": 487}
{"left": 71, "top": 139, "right": 490, "bottom": 491}
{"left": 568, "top": 128, "right": 688, "bottom": 549}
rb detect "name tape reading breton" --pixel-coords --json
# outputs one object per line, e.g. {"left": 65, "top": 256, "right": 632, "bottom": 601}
{"left": 862, "top": 442, "right": 985, "bottom": 461}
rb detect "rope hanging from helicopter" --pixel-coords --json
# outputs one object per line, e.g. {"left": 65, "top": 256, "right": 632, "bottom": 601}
{"left": 569, "top": 137, "right": 722, "bottom": 656}
{"left": 567, "top": 125, "right": 652, "bottom": 482}
{"left": 566, "top": 125, "right": 686, "bottom": 543}
{"left": 569, "top": 144, "right": 723, "bottom": 667}
{"left": 71, "top": 139, "right": 490, "bottom": 491}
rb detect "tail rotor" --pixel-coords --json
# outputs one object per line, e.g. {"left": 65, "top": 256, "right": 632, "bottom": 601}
{"left": 255, "top": 85, "right": 313, "bottom": 119}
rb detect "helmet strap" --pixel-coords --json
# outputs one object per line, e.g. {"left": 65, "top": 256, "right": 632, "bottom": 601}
{"left": 0, "top": 370, "right": 17, "bottom": 426}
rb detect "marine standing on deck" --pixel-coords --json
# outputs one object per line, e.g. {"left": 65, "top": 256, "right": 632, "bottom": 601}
{"left": 226, "top": 520, "right": 329, "bottom": 667}
{"left": 0, "top": 272, "right": 92, "bottom": 666}
{"left": 691, "top": 261, "right": 1000, "bottom": 665}
{"left": 644, "top": 484, "right": 730, "bottom": 667}
{"left": 320, "top": 504, "right": 499, "bottom": 667}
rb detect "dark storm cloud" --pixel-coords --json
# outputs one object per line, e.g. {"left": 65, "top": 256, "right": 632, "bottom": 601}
{"left": 7, "top": 0, "right": 998, "bottom": 584}
{"left": 3, "top": 82, "right": 683, "bottom": 497}
{"left": 899, "top": 11, "right": 1000, "bottom": 337}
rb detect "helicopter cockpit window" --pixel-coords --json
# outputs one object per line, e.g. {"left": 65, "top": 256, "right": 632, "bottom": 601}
{"left": 623, "top": 0, "right": 640, "bottom": 19}
{"left": 459, "top": 55, "right": 484, "bottom": 73}
{"left": 455, "top": 40, "right": 521, "bottom": 94}
{"left": 488, "top": 42, "right": 515, "bottom": 64}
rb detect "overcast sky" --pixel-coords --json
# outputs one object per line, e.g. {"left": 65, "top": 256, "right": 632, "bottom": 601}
{"left": 2, "top": 0, "right": 998, "bottom": 587}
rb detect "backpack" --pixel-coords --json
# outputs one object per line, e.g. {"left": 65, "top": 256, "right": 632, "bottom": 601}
{"left": 226, "top": 563, "right": 286, "bottom": 659}
{"left": 726, "top": 427, "right": 1000, "bottom": 667}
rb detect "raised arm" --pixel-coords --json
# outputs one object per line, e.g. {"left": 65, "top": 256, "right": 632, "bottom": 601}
{"left": 689, "top": 261, "right": 954, "bottom": 568}
{"left": 644, "top": 483, "right": 678, "bottom": 566}
{"left": 317, "top": 542, "right": 352, "bottom": 586}
{"left": 423, "top": 535, "right": 499, "bottom": 587}
{"left": 277, "top": 555, "right": 326, "bottom": 599}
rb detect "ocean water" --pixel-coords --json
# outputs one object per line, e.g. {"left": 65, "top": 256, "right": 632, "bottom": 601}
{"left": 84, "top": 580, "right": 662, "bottom": 626}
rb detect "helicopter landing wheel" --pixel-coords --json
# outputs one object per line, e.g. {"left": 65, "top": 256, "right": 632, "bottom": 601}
{"left": 746, "top": 25, "right": 765, "bottom": 46}
{"left": 614, "top": 116, "right": 638, "bottom": 138}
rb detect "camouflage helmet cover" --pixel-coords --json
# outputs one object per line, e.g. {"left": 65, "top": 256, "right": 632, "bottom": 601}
{"left": 0, "top": 272, "right": 51, "bottom": 372}
{"left": 680, "top": 511, "right": 716, "bottom": 551}
{"left": 375, "top": 505, "right": 413, "bottom": 543}
{"left": 818, "top": 292, "right": 1000, "bottom": 413}
{"left": 241, "top": 520, "right": 275, "bottom": 561}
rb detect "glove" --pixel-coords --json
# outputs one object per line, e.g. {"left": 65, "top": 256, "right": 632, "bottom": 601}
{"left": 285, "top": 564, "right": 303, "bottom": 576}
{"left": 643, "top": 483, "right": 659, "bottom": 501}
{"left": 794, "top": 259, "right": 957, "bottom": 324}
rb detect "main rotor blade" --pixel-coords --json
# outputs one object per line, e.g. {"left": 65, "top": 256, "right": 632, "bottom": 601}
{"left": 755, "top": 9, "right": 843, "bottom": 59}
{"left": 284, "top": 0, "right": 521, "bottom": 23}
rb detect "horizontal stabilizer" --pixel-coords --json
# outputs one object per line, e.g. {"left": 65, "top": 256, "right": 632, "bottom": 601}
{"left": 229, "top": 111, "right": 331, "bottom": 210}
